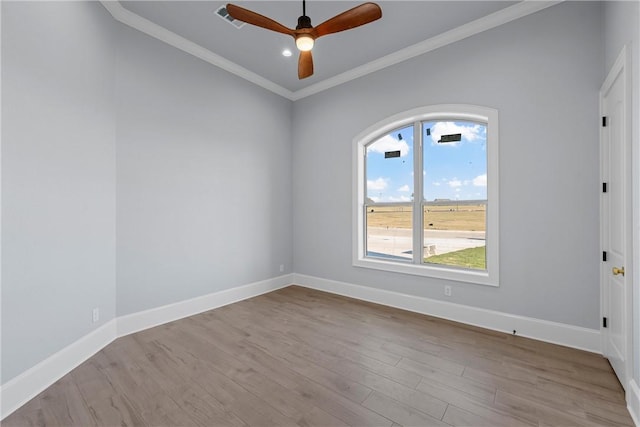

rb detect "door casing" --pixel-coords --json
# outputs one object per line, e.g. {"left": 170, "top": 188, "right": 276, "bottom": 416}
{"left": 600, "top": 44, "right": 633, "bottom": 391}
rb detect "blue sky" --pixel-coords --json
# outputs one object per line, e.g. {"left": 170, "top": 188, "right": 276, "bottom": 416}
{"left": 366, "top": 121, "right": 487, "bottom": 203}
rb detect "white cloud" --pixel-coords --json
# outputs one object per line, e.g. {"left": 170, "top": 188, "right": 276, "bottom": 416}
{"left": 432, "top": 182, "right": 441, "bottom": 186}
{"left": 398, "top": 184, "right": 410, "bottom": 192}
{"left": 472, "top": 173, "right": 487, "bottom": 187}
{"left": 429, "top": 122, "right": 485, "bottom": 146}
{"left": 368, "top": 135, "right": 410, "bottom": 157}
{"left": 367, "top": 177, "right": 389, "bottom": 191}
{"left": 448, "top": 179, "right": 463, "bottom": 188}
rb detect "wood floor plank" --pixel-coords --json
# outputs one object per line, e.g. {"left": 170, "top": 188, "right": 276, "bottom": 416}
{"left": 1, "top": 376, "right": 97, "bottom": 427}
{"left": 232, "top": 316, "right": 449, "bottom": 420}
{"left": 179, "top": 316, "right": 375, "bottom": 405}
{"left": 493, "top": 389, "right": 602, "bottom": 427}
{"left": 510, "top": 334, "right": 613, "bottom": 371}
{"left": 70, "top": 359, "right": 145, "bottom": 427}
{"left": 164, "top": 320, "right": 392, "bottom": 427}
{"left": 227, "top": 311, "right": 422, "bottom": 390}
{"left": 164, "top": 321, "right": 364, "bottom": 427}
{"left": 397, "top": 358, "right": 496, "bottom": 404}
{"left": 110, "top": 328, "right": 297, "bottom": 427}
{"left": 3, "top": 286, "right": 633, "bottom": 427}
{"left": 246, "top": 319, "right": 422, "bottom": 390}
{"left": 240, "top": 295, "right": 407, "bottom": 367}
{"left": 92, "top": 349, "right": 198, "bottom": 427}
{"left": 416, "top": 378, "right": 535, "bottom": 427}
{"left": 362, "top": 391, "right": 451, "bottom": 427}
{"left": 442, "top": 404, "right": 498, "bottom": 427}
{"left": 462, "top": 365, "right": 587, "bottom": 418}
{"left": 155, "top": 344, "right": 300, "bottom": 427}
{"left": 536, "top": 370, "right": 626, "bottom": 403}
{"left": 381, "top": 342, "right": 466, "bottom": 376}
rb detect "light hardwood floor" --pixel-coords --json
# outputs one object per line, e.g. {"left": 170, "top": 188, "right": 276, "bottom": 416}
{"left": 3, "top": 286, "right": 634, "bottom": 426}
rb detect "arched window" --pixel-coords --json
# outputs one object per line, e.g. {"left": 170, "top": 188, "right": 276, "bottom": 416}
{"left": 353, "top": 105, "right": 499, "bottom": 286}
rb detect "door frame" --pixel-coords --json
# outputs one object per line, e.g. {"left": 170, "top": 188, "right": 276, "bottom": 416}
{"left": 600, "top": 44, "right": 633, "bottom": 390}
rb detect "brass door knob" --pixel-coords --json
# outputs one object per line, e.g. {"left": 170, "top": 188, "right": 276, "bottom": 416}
{"left": 612, "top": 266, "right": 625, "bottom": 276}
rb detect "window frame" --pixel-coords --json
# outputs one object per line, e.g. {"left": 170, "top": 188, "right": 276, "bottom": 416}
{"left": 353, "top": 104, "right": 499, "bottom": 286}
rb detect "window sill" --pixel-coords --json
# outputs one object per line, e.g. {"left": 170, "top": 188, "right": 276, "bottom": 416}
{"left": 353, "top": 257, "right": 499, "bottom": 287}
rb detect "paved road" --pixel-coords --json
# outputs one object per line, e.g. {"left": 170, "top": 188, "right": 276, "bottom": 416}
{"left": 366, "top": 227, "right": 485, "bottom": 260}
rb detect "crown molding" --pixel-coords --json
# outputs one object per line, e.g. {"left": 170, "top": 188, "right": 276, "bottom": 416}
{"left": 291, "top": 0, "right": 563, "bottom": 100}
{"left": 101, "top": 1, "right": 562, "bottom": 102}
{"left": 99, "top": 0, "right": 294, "bottom": 100}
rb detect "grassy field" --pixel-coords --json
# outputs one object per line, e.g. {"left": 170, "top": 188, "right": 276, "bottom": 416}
{"left": 366, "top": 204, "right": 486, "bottom": 231}
{"left": 425, "top": 246, "right": 486, "bottom": 269}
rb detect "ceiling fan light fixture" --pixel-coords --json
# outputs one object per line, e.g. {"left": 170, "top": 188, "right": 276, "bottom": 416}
{"left": 225, "top": 1, "right": 382, "bottom": 79}
{"left": 296, "top": 35, "right": 315, "bottom": 51}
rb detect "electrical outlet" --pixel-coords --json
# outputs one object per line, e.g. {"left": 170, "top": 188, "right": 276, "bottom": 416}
{"left": 444, "top": 285, "right": 452, "bottom": 297}
{"left": 92, "top": 308, "right": 100, "bottom": 323}
{"left": 279, "top": 264, "right": 284, "bottom": 273}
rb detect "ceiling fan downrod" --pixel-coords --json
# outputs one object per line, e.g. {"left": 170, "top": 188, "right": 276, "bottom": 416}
{"left": 297, "top": 0, "right": 312, "bottom": 30}
{"left": 224, "top": 0, "right": 382, "bottom": 79}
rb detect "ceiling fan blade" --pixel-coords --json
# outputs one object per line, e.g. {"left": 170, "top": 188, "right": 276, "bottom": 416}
{"left": 226, "top": 4, "right": 294, "bottom": 36}
{"left": 298, "top": 50, "right": 314, "bottom": 79}
{"left": 313, "top": 2, "right": 381, "bottom": 38}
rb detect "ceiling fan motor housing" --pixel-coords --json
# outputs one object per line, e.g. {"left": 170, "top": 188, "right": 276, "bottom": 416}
{"left": 225, "top": 2, "right": 382, "bottom": 79}
{"left": 296, "top": 15, "right": 312, "bottom": 30}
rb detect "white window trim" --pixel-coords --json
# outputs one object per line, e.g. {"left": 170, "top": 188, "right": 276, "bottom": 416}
{"left": 352, "top": 104, "right": 499, "bottom": 287}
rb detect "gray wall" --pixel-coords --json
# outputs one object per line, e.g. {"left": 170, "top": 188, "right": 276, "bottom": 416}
{"left": 292, "top": 1, "right": 604, "bottom": 329}
{"left": 1, "top": 1, "right": 293, "bottom": 385}
{"left": 115, "top": 25, "right": 293, "bottom": 316}
{"left": 603, "top": 0, "right": 640, "bottom": 387}
{"left": 1, "top": 0, "right": 627, "bottom": 393}
{"left": 1, "top": 2, "right": 116, "bottom": 383}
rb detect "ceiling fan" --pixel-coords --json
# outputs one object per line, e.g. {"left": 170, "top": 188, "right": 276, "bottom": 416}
{"left": 225, "top": 1, "right": 382, "bottom": 79}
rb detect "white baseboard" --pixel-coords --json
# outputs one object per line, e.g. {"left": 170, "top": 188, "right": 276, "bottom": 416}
{"left": 292, "top": 274, "right": 602, "bottom": 354}
{"left": 116, "top": 274, "right": 292, "bottom": 337}
{"left": 0, "top": 274, "right": 293, "bottom": 421}
{"left": 628, "top": 379, "right": 640, "bottom": 427}
{"left": 0, "top": 320, "right": 117, "bottom": 421}
{"left": 0, "top": 273, "right": 610, "bottom": 422}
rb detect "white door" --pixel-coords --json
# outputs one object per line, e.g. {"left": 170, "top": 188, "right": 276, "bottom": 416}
{"left": 600, "top": 46, "right": 631, "bottom": 389}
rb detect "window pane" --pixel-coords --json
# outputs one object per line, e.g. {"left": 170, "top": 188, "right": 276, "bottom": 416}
{"left": 366, "top": 126, "right": 414, "bottom": 203}
{"left": 365, "top": 126, "right": 413, "bottom": 261}
{"left": 366, "top": 204, "right": 413, "bottom": 261}
{"left": 422, "top": 121, "right": 487, "bottom": 270}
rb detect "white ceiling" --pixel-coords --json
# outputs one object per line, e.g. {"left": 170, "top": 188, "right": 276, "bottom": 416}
{"left": 106, "top": 1, "right": 557, "bottom": 99}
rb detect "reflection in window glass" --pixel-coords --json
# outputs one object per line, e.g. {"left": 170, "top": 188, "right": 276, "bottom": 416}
{"left": 422, "top": 121, "right": 487, "bottom": 270}
{"left": 366, "top": 206, "right": 413, "bottom": 261}
{"left": 365, "top": 126, "right": 413, "bottom": 261}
